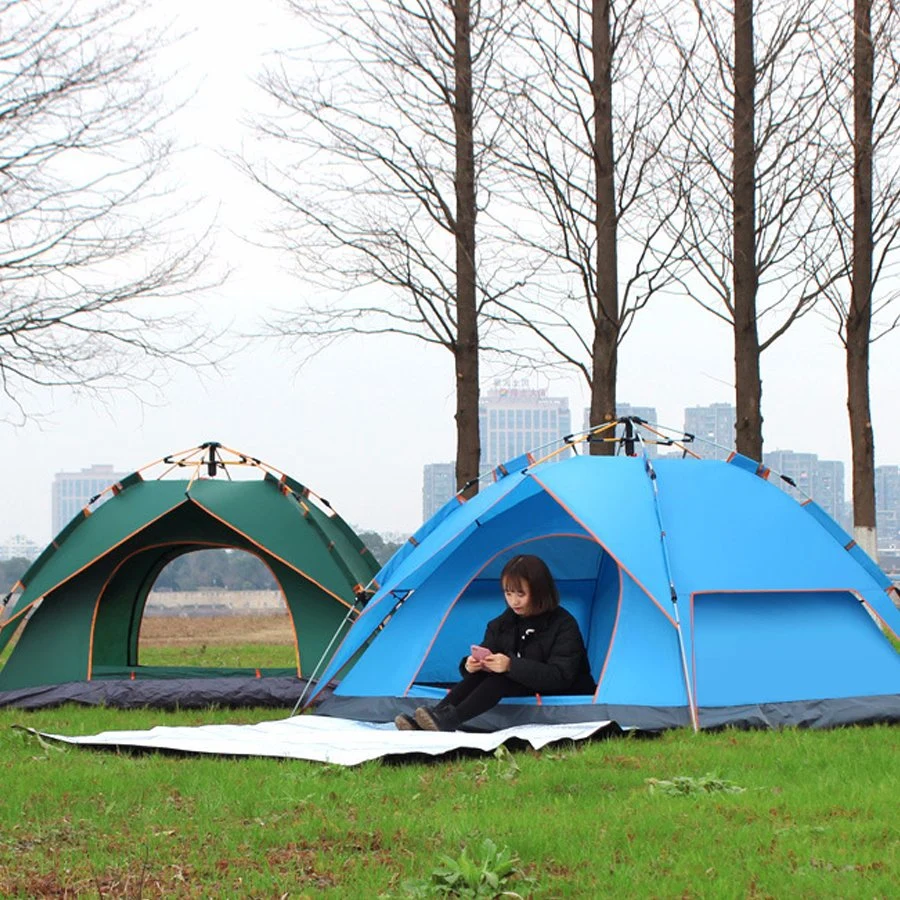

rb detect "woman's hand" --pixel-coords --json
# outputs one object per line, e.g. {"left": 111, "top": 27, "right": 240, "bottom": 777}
{"left": 464, "top": 655, "right": 484, "bottom": 673}
{"left": 482, "top": 653, "right": 511, "bottom": 673}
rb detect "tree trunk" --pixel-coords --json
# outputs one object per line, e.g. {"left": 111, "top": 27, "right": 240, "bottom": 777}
{"left": 849, "top": 0, "right": 876, "bottom": 555}
{"left": 589, "top": 0, "right": 619, "bottom": 456}
{"left": 732, "top": 0, "right": 762, "bottom": 460}
{"left": 452, "top": 0, "right": 481, "bottom": 493}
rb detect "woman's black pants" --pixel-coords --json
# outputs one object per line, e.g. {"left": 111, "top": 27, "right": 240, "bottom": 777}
{"left": 438, "top": 670, "right": 533, "bottom": 724}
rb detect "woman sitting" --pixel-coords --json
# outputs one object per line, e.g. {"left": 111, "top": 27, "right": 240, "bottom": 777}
{"left": 396, "top": 554, "right": 595, "bottom": 732}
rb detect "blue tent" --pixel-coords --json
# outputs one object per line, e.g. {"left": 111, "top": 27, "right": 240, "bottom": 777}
{"left": 308, "top": 452, "right": 900, "bottom": 731}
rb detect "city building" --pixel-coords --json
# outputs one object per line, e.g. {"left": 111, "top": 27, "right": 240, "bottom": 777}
{"left": 422, "top": 462, "right": 456, "bottom": 522}
{"left": 683, "top": 403, "right": 736, "bottom": 459}
{"left": 0, "top": 534, "right": 40, "bottom": 562}
{"left": 422, "top": 384, "right": 573, "bottom": 525}
{"left": 762, "top": 450, "right": 819, "bottom": 496}
{"left": 876, "top": 465, "right": 900, "bottom": 545}
{"left": 815, "top": 459, "right": 850, "bottom": 529}
{"left": 762, "top": 450, "right": 848, "bottom": 528}
{"left": 479, "top": 384, "right": 571, "bottom": 468}
{"left": 51, "top": 463, "right": 128, "bottom": 536}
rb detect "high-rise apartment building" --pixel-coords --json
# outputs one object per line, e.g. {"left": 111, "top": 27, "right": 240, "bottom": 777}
{"left": 683, "top": 403, "right": 736, "bottom": 459}
{"left": 762, "top": 450, "right": 819, "bottom": 496}
{"left": 51, "top": 464, "right": 127, "bottom": 536}
{"left": 875, "top": 465, "right": 900, "bottom": 544}
{"left": 762, "top": 450, "right": 848, "bottom": 527}
{"left": 479, "top": 385, "right": 571, "bottom": 468}
{"left": 422, "top": 385, "right": 573, "bottom": 526}
{"left": 422, "top": 462, "right": 457, "bottom": 522}
{"left": 815, "top": 459, "right": 849, "bottom": 528}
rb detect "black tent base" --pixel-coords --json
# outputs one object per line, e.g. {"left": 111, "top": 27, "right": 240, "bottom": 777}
{"left": 317, "top": 694, "right": 690, "bottom": 731}
{"left": 0, "top": 676, "right": 329, "bottom": 711}
{"left": 317, "top": 693, "right": 900, "bottom": 733}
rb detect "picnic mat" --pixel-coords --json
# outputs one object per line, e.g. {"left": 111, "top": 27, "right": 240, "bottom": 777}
{"left": 35, "top": 715, "right": 613, "bottom": 766}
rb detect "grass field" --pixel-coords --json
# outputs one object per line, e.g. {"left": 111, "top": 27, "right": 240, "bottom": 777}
{"left": 139, "top": 614, "right": 300, "bottom": 669}
{"left": 1, "top": 616, "right": 898, "bottom": 898}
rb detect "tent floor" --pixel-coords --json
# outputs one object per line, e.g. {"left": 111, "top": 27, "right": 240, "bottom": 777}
{"left": 0, "top": 675, "right": 327, "bottom": 710}
{"left": 90, "top": 664, "right": 299, "bottom": 679}
{"left": 317, "top": 692, "right": 900, "bottom": 732}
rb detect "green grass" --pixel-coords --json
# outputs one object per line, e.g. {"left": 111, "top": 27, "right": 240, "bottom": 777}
{"left": 0, "top": 707, "right": 897, "bottom": 898}
{"left": 139, "top": 642, "right": 298, "bottom": 668}
{"left": 1, "top": 638, "right": 298, "bottom": 670}
{"left": 2, "top": 633, "right": 900, "bottom": 896}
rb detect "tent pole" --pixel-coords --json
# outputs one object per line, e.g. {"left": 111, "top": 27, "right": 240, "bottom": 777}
{"left": 290, "top": 601, "right": 362, "bottom": 716}
{"left": 294, "top": 588, "right": 416, "bottom": 712}
{"left": 642, "top": 454, "right": 700, "bottom": 731}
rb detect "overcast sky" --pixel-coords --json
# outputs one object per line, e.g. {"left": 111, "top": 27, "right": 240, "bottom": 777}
{"left": 2, "top": 0, "right": 899, "bottom": 548}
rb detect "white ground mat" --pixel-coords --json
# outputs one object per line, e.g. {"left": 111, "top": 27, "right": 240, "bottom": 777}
{"left": 36, "top": 715, "right": 611, "bottom": 766}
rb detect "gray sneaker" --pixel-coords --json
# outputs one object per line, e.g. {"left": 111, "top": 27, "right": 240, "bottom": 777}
{"left": 394, "top": 713, "right": 420, "bottom": 731}
{"left": 414, "top": 705, "right": 459, "bottom": 731}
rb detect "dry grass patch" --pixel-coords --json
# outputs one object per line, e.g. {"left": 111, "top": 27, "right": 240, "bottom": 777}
{"left": 139, "top": 614, "right": 296, "bottom": 646}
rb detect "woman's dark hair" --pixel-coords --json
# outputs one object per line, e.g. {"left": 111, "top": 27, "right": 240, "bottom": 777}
{"left": 500, "top": 554, "right": 559, "bottom": 615}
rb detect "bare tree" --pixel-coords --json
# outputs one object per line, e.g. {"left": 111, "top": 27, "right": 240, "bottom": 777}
{"left": 0, "top": 0, "right": 217, "bottom": 422}
{"left": 847, "top": 0, "right": 877, "bottom": 553}
{"left": 811, "top": 1, "right": 900, "bottom": 553}
{"left": 663, "top": 0, "right": 837, "bottom": 459}
{"left": 241, "top": 0, "right": 518, "bottom": 493}
{"left": 489, "top": 0, "right": 688, "bottom": 452}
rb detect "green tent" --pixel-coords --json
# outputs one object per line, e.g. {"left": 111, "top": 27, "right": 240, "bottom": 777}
{"left": 0, "top": 443, "right": 380, "bottom": 709}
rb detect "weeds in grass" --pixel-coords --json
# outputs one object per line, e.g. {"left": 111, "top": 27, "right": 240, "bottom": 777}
{"left": 646, "top": 773, "right": 746, "bottom": 795}
{"left": 473, "top": 746, "right": 521, "bottom": 785}
{"left": 402, "top": 838, "right": 535, "bottom": 898}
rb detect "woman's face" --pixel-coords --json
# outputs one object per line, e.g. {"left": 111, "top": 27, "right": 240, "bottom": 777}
{"left": 503, "top": 578, "right": 533, "bottom": 616}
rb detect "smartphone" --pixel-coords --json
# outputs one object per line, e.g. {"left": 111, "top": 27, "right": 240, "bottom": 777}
{"left": 470, "top": 644, "right": 491, "bottom": 661}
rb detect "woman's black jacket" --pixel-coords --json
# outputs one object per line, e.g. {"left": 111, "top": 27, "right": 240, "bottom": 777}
{"left": 461, "top": 605, "right": 595, "bottom": 695}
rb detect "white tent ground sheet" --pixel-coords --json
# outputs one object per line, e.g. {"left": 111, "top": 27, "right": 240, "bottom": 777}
{"left": 36, "top": 715, "right": 612, "bottom": 766}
